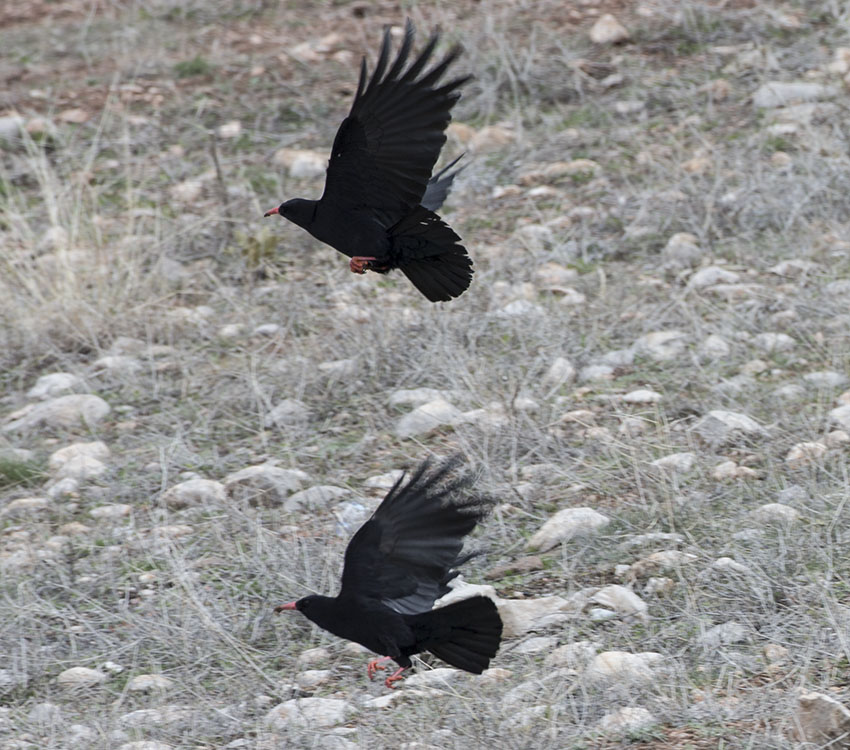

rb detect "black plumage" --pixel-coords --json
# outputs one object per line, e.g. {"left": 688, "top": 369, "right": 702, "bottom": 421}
{"left": 276, "top": 457, "right": 502, "bottom": 688}
{"left": 264, "top": 20, "right": 473, "bottom": 302}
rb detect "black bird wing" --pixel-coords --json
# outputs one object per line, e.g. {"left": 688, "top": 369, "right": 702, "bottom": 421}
{"left": 339, "top": 458, "right": 489, "bottom": 615}
{"left": 321, "top": 20, "right": 470, "bottom": 228}
{"left": 420, "top": 153, "right": 465, "bottom": 212}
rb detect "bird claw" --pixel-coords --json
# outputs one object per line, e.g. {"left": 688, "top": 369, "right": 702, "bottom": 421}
{"left": 349, "top": 256, "right": 377, "bottom": 274}
{"left": 366, "top": 657, "right": 391, "bottom": 681}
{"left": 384, "top": 667, "right": 406, "bottom": 689}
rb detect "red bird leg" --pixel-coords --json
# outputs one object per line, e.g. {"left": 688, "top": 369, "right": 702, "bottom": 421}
{"left": 385, "top": 666, "right": 407, "bottom": 689}
{"left": 349, "top": 256, "right": 377, "bottom": 274}
{"left": 366, "top": 656, "right": 392, "bottom": 681}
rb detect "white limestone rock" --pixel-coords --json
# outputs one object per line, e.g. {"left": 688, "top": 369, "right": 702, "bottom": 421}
{"left": 526, "top": 507, "right": 610, "bottom": 552}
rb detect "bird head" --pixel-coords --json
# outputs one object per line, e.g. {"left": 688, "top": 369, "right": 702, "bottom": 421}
{"left": 263, "top": 198, "right": 316, "bottom": 229}
{"left": 274, "top": 594, "right": 336, "bottom": 628}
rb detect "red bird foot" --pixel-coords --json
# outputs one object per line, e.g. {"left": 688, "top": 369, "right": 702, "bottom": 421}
{"left": 366, "top": 656, "right": 392, "bottom": 681}
{"left": 385, "top": 667, "right": 407, "bottom": 689}
{"left": 349, "top": 256, "right": 377, "bottom": 274}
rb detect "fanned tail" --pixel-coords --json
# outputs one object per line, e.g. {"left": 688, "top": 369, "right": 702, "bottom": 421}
{"left": 390, "top": 206, "right": 473, "bottom": 302}
{"left": 413, "top": 596, "right": 502, "bottom": 674}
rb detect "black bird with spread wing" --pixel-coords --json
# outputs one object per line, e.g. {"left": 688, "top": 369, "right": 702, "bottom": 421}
{"left": 264, "top": 20, "right": 473, "bottom": 302}
{"left": 276, "top": 458, "right": 502, "bottom": 689}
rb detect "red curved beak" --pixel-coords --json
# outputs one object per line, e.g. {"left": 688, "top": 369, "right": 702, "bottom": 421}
{"left": 274, "top": 601, "right": 297, "bottom": 612}
{"left": 263, "top": 206, "right": 279, "bottom": 217}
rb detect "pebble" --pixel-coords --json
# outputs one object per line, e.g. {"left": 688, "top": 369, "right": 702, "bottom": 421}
{"left": 753, "top": 81, "right": 837, "bottom": 108}
{"left": 697, "top": 621, "right": 749, "bottom": 648}
{"left": 793, "top": 691, "right": 850, "bottom": 744}
{"left": 526, "top": 507, "right": 610, "bottom": 552}
{"left": 662, "top": 233, "right": 704, "bottom": 268}
{"left": 700, "top": 334, "right": 731, "bottom": 359}
{"left": 588, "top": 584, "right": 649, "bottom": 622}
{"left": 56, "top": 667, "right": 107, "bottom": 689}
{"left": 264, "top": 698, "right": 354, "bottom": 729}
{"left": 753, "top": 332, "right": 795, "bottom": 353}
{"left": 785, "top": 441, "right": 827, "bottom": 466}
{"left": 89, "top": 503, "right": 132, "bottom": 519}
{"left": 692, "top": 409, "right": 765, "bottom": 446}
{"left": 583, "top": 651, "right": 663, "bottom": 686}
{"left": 623, "top": 389, "right": 662, "bottom": 404}
{"left": 27, "top": 372, "right": 84, "bottom": 400}
{"left": 224, "top": 464, "right": 308, "bottom": 505}
{"left": 651, "top": 452, "right": 695, "bottom": 474}
{"left": 752, "top": 503, "right": 799, "bottom": 524}
{"left": 127, "top": 674, "right": 173, "bottom": 692}
{"left": 395, "top": 399, "right": 465, "bottom": 438}
{"left": 598, "top": 706, "right": 656, "bottom": 734}
{"left": 687, "top": 266, "right": 739, "bottom": 289}
{"left": 543, "top": 357, "right": 576, "bottom": 388}
{"left": 264, "top": 399, "right": 311, "bottom": 428}
{"left": 633, "top": 330, "right": 688, "bottom": 361}
{"left": 161, "top": 478, "right": 226, "bottom": 508}
{"left": 4, "top": 394, "right": 111, "bottom": 433}
{"left": 285, "top": 485, "right": 350, "bottom": 512}
{"left": 497, "top": 596, "right": 568, "bottom": 638}
{"left": 589, "top": 14, "right": 630, "bottom": 44}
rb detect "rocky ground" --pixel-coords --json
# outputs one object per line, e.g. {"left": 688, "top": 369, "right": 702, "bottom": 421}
{"left": 2, "top": 0, "right": 850, "bottom": 747}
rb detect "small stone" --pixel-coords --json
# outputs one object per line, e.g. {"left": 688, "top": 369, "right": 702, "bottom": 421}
{"left": 598, "top": 706, "right": 656, "bottom": 734}
{"left": 700, "top": 334, "right": 731, "bottom": 359}
{"left": 2, "top": 497, "right": 49, "bottom": 518}
{"left": 752, "top": 503, "right": 799, "bottom": 524}
{"left": 296, "top": 669, "right": 332, "bottom": 690}
{"left": 712, "top": 557, "right": 751, "bottom": 574}
{"left": 56, "top": 667, "right": 107, "bottom": 689}
{"left": 58, "top": 521, "right": 91, "bottom": 535}
{"left": 830, "top": 404, "right": 850, "bottom": 431}
{"left": 27, "top": 372, "right": 84, "bottom": 400}
{"left": 579, "top": 364, "right": 614, "bottom": 382}
{"left": 224, "top": 464, "right": 309, "bottom": 506}
{"left": 127, "top": 674, "right": 173, "bottom": 692}
{"left": 318, "top": 358, "right": 358, "bottom": 377}
{"left": 513, "top": 636, "right": 558, "bottom": 655}
{"left": 91, "top": 355, "right": 143, "bottom": 375}
{"left": 826, "top": 430, "right": 850, "bottom": 448}
{"left": 526, "top": 507, "right": 610, "bottom": 552}
{"left": 630, "top": 551, "right": 698, "bottom": 578}
{"left": 469, "top": 125, "right": 514, "bottom": 153}
{"left": 589, "top": 14, "right": 630, "bottom": 44}
{"left": 584, "top": 651, "right": 662, "bottom": 686}
{"left": 170, "top": 178, "right": 204, "bottom": 203}
{"left": 253, "top": 323, "right": 280, "bottom": 336}
{"left": 544, "top": 641, "right": 598, "bottom": 670}
{"left": 651, "top": 452, "right": 695, "bottom": 474}
{"left": 58, "top": 108, "right": 90, "bottom": 124}
{"left": 117, "top": 742, "right": 174, "bottom": 750}
{"left": 161, "top": 478, "right": 226, "bottom": 509}
{"left": 296, "top": 647, "right": 331, "bottom": 667}
{"left": 785, "top": 441, "right": 827, "bottom": 466}
{"left": 4, "top": 394, "right": 110, "bottom": 433}
{"left": 28, "top": 701, "right": 62, "bottom": 725}
{"left": 273, "top": 148, "right": 327, "bottom": 178}
{"left": 753, "top": 332, "right": 795, "bottom": 353}
{"left": 588, "top": 585, "right": 648, "bottom": 622}
{"left": 395, "top": 399, "right": 465, "bottom": 438}
{"left": 284, "top": 485, "right": 350, "bottom": 512}
{"left": 712, "top": 460, "right": 758, "bottom": 480}
{"left": 692, "top": 410, "right": 765, "bottom": 447}
{"left": 543, "top": 357, "right": 576, "bottom": 388}
{"left": 644, "top": 577, "right": 675, "bottom": 595}
{"left": 264, "top": 698, "right": 354, "bottom": 729}
{"left": 498, "top": 299, "right": 544, "bottom": 317}
{"left": 389, "top": 388, "right": 456, "bottom": 407}
{"left": 793, "top": 691, "right": 850, "bottom": 744}
{"left": 753, "top": 81, "right": 837, "bottom": 108}
{"left": 697, "top": 621, "right": 749, "bottom": 648}
{"left": 363, "top": 470, "right": 405, "bottom": 490}
{"left": 633, "top": 330, "right": 688, "bottom": 361}
{"left": 265, "top": 399, "right": 310, "bottom": 428}
{"left": 497, "top": 596, "right": 569, "bottom": 638}
{"left": 623, "top": 389, "right": 662, "bottom": 404}
{"left": 485, "top": 555, "right": 544, "bottom": 580}
{"left": 764, "top": 644, "right": 789, "bottom": 664}
{"left": 217, "top": 120, "right": 241, "bottom": 138}
{"left": 774, "top": 383, "right": 806, "bottom": 401}
{"left": 662, "top": 232, "right": 703, "bottom": 269}
{"left": 804, "top": 371, "right": 847, "bottom": 388}
{"left": 687, "top": 266, "right": 740, "bottom": 289}
{"left": 89, "top": 503, "right": 132, "bottom": 519}
{"left": 404, "top": 667, "right": 462, "bottom": 687}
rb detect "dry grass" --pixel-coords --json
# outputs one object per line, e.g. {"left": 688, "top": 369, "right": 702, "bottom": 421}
{"left": 2, "top": 0, "right": 850, "bottom": 747}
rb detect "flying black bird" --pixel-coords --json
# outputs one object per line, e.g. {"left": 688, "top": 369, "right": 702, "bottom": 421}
{"left": 276, "top": 457, "right": 502, "bottom": 689}
{"left": 264, "top": 20, "right": 473, "bottom": 302}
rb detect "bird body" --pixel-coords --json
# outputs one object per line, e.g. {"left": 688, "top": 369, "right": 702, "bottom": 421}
{"left": 276, "top": 458, "right": 502, "bottom": 688}
{"left": 265, "top": 21, "right": 473, "bottom": 302}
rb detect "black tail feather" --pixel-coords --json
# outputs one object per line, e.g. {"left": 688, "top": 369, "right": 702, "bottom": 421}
{"left": 390, "top": 206, "right": 473, "bottom": 302}
{"left": 413, "top": 596, "right": 502, "bottom": 674}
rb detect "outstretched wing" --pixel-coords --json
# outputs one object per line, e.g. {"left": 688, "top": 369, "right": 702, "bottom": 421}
{"left": 339, "top": 457, "right": 490, "bottom": 615}
{"left": 321, "top": 20, "right": 470, "bottom": 228}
